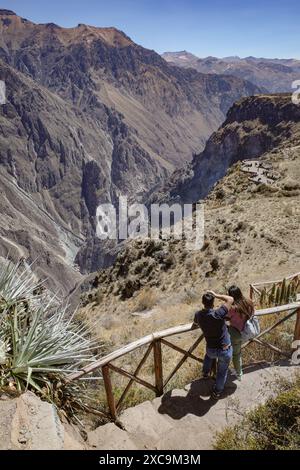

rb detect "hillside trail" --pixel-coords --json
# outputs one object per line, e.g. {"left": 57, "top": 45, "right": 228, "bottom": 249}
{"left": 87, "top": 361, "right": 298, "bottom": 450}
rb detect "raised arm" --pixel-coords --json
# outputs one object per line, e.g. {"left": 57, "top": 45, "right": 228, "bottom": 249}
{"left": 206, "top": 290, "right": 234, "bottom": 310}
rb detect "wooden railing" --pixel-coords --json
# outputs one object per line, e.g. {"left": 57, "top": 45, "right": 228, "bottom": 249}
{"left": 66, "top": 301, "right": 300, "bottom": 421}
{"left": 250, "top": 272, "right": 300, "bottom": 305}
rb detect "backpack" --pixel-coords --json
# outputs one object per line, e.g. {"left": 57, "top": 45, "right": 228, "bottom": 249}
{"left": 241, "top": 315, "right": 260, "bottom": 343}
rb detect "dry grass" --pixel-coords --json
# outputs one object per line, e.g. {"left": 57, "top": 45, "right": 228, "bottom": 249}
{"left": 133, "top": 287, "right": 158, "bottom": 312}
{"left": 243, "top": 311, "right": 295, "bottom": 365}
{"left": 78, "top": 299, "right": 198, "bottom": 353}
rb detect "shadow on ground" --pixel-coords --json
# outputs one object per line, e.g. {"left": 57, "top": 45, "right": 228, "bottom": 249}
{"left": 158, "top": 376, "right": 237, "bottom": 420}
{"left": 157, "top": 360, "right": 294, "bottom": 420}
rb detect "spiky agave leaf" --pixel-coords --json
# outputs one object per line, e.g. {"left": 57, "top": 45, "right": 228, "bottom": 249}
{"left": 9, "top": 303, "right": 97, "bottom": 381}
{"left": 0, "top": 260, "right": 45, "bottom": 307}
{"left": 0, "top": 261, "right": 102, "bottom": 414}
{"left": 0, "top": 339, "right": 8, "bottom": 365}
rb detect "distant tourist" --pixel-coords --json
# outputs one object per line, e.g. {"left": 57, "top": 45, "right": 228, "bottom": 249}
{"left": 227, "top": 286, "right": 254, "bottom": 380}
{"left": 193, "top": 291, "right": 234, "bottom": 399}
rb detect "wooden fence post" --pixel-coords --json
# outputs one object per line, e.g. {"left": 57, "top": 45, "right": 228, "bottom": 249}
{"left": 293, "top": 308, "right": 300, "bottom": 345}
{"left": 102, "top": 365, "right": 117, "bottom": 421}
{"left": 153, "top": 340, "right": 163, "bottom": 397}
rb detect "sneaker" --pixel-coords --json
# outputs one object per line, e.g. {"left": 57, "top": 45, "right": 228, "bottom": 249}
{"left": 233, "top": 371, "right": 243, "bottom": 381}
{"left": 211, "top": 389, "right": 222, "bottom": 400}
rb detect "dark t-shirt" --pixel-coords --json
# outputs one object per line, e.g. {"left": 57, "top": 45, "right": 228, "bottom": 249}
{"left": 194, "top": 305, "right": 230, "bottom": 349}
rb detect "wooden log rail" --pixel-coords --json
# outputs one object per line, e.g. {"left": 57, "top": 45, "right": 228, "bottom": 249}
{"left": 66, "top": 302, "right": 300, "bottom": 421}
{"left": 250, "top": 272, "right": 300, "bottom": 301}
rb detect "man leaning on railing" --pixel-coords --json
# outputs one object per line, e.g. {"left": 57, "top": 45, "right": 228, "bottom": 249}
{"left": 192, "top": 291, "right": 234, "bottom": 400}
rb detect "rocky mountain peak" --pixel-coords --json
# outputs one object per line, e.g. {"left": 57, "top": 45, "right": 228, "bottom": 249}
{"left": 0, "top": 9, "right": 133, "bottom": 48}
{"left": 225, "top": 93, "right": 300, "bottom": 125}
{"left": 43, "top": 22, "right": 61, "bottom": 29}
{"left": 72, "top": 24, "right": 133, "bottom": 47}
{"left": 0, "top": 9, "right": 16, "bottom": 16}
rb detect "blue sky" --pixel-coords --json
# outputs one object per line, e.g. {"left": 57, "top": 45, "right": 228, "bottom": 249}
{"left": 8, "top": 0, "right": 300, "bottom": 58}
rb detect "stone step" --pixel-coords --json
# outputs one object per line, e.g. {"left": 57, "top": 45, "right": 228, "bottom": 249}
{"left": 87, "top": 363, "right": 298, "bottom": 450}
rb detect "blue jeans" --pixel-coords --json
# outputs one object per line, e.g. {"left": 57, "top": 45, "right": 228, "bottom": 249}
{"left": 203, "top": 346, "right": 232, "bottom": 393}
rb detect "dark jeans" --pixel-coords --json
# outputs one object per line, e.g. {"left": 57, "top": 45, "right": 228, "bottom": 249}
{"left": 203, "top": 345, "right": 232, "bottom": 393}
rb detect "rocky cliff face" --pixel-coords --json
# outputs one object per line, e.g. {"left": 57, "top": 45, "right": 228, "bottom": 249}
{"left": 0, "top": 391, "right": 86, "bottom": 450}
{"left": 162, "top": 52, "right": 300, "bottom": 93}
{"left": 0, "top": 10, "right": 260, "bottom": 168}
{"left": 0, "top": 59, "right": 167, "bottom": 288}
{"left": 150, "top": 94, "right": 300, "bottom": 204}
{"left": 0, "top": 10, "right": 261, "bottom": 289}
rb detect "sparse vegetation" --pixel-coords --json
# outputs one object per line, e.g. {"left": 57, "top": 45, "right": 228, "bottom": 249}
{"left": 133, "top": 287, "right": 158, "bottom": 312}
{"left": 214, "top": 374, "right": 300, "bottom": 450}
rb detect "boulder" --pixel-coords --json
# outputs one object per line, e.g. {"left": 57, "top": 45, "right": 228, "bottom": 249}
{"left": 88, "top": 423, "right": 139, "bottom": 450}
{"left": 0, "top": 392, "right": 85, "bottom": 450}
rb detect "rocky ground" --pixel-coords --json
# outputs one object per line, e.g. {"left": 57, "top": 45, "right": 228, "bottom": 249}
{"left": 1, "top": 364, "right": 297, "bottom": 450}
{"left": 87, "top": 363, "right": 298, "bottom": 450}
{"left": 0, "top": 391, "right": 87, "bottom": 450}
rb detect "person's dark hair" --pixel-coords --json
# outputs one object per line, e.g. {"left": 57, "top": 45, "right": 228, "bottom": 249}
{"left": 228, "top": 285, "right": 243, "bottom": 302}
{"left": 228, "top": 285, "right": 254, "bottom": 318}
{"left": 202, "top": 293, "right": 214, "bottom": 309}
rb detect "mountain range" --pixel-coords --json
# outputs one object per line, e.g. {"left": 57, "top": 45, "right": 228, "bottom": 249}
{"left": 162, "top": 51, "right": 300, "bottom": 93}
{"left": 0, "top": 9, "right": 260, "bottom": 293}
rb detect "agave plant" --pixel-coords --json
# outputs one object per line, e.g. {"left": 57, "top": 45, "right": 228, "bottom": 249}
{"left": 0, "top": 261, "right": 100, "bottom": 414}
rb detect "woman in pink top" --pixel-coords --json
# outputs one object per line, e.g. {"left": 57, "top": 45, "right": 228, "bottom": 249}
{"left": 227, "top": 286, "right": 254, "bottom": 380}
